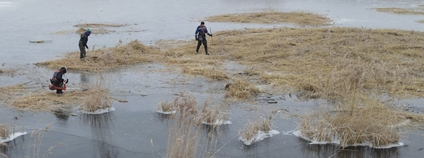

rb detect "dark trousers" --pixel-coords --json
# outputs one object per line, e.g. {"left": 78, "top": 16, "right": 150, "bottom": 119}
{"left": 79, "top": 44, "right": 86, "bottom": 59}
{"left": 196, "top": 39, "right": 208, "bottom": 54}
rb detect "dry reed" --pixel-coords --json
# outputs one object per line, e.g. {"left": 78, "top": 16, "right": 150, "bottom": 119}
{"left": 198, "top": 99, "right": 230, "bottom": 126}
{"left": 206, "top": 11, "right": 332, "bottom": 26}
{"left": 36, "top": 40, "right": 159, "bottom": 72}
{"left": 79, "top": 86, "right": 112, "bottom": 113}
{"left": 166, "top": 91, "right": 200, "bottom": 158}
{"left": 0, "top": 124, "right": 10, "bottom": 139}
{"left": 297, "top": 88, "right": 424, "bottom": 148}
{"left": 156, "top": 101, "right": 175, "bottom": 113}
{"left": 239, "top": 117, "right": 273, "bottom": 143}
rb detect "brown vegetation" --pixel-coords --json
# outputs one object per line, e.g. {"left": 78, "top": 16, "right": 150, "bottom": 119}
{"left": 36, "top": 40, "right": 159, "bottom": 72}
{"left": 224, "top": 79, "right": 260, "bottom": 100}
{"left": 156, "top": 100, "right": 175, "bottom": 113}
{"left": 297, "top": 94, "right": 424, "bottom": 148}
{"left": 166, "top": 91, "right": 200, "bottom": 158}
{"left": 206, "top": 11, "right": 332, "bottom": 26}
{"left": 0, "top": 124, "right": 10, "bottom": 139}
{"left": 0, "top": 82, "right": 110, "bottom": 112}
{"left": 374, "top": 7, "right": 424, "bottom": 15}
{"left": 198, "top": 99, "right": 230, "bottom": 125}
{"left": 239, "top": 117, "right": 273, "bottom": 143}
{"left": 79, "top": 86, "right": 112, "bottom": 113}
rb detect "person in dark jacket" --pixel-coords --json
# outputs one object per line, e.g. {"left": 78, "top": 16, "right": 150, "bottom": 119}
{"left": 50, "top": 67, "right": 68, "bottom": 94}
{"left": 79, "top": 29, "right": 91, "bottom": 59}
{"left": 195, "top": 21, "right": 212, "bottom": 55}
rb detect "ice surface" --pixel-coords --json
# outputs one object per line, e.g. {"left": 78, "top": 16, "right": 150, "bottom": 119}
{"left": 0, "top": 132, "right": 27, "bottom": 143}
{"left": 79, "top": 107, "right": 115, "bottom": 114}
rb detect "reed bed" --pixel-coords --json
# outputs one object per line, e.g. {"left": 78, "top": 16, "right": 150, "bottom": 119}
{"left": 166, "top": 91, "right": 200, "bottom": 158}
{"left": 374, "top": 7, "right": 424, "bottom": 15}
{"left": 79, "top": 86, "right": 112, "bottom": 113}
{"left": 239, "top": 117, "right": 274, "bottom": 144}
{"left": 0, "top": 124, "right": 10, "bottom": 139}
{"left": 198, "top": 99, "right": 230, "bottom": 126}
{"left": 296, "top": 94, "right": 423, "bottom": 148}
{"left": 164, "top": 27, "right": 424, "bottom": 99}
{"left": 36, "top": 40, "right": 159, "bottom": 72}
{"left": 0, "top": 82, "right": 111, "bottom": 112}
{"left": 206, "top": 11, "right": 331, "bottom": 26}
{"left": 7, "top": 90, "right": 89, "bottom": 112}
{"left": 155, "top": 100, "right": 176, "bottom": 114}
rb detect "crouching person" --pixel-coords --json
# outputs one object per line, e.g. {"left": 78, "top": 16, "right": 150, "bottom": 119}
{"left": 49, "top": 67, "right": 68, "bottom": 94}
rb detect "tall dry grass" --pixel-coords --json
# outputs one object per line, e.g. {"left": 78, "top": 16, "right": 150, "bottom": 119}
{"left": 36, "top": 40, "right": 159, "bottom": 72}
{"left": 239, "top": 117, "right": 273, "bottom": 143}
{"left": 166, "top": 91, "right": 200, "bottom": 158}
{"left": 79, "top": 85, "right": 112, "bottom": 113}
{"left": 206, "top": 11, "right": 332, "bottom": 26}
{"left": 198, "top": 99, "right": 230, "bottom": 126}
{"left": 296, "top": 97, "right": 420, "bottom": 148}
{"left": 156, "top": 101, "right": 175, "bottom": 114}
{"left": 0, "top": 124, "right": 10, "bottom": 139}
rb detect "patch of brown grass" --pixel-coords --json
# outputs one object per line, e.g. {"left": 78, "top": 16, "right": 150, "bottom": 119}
{"left": 374, "top": 7, "right": 424, "bottom": 15}
{"left": 206, "top": 11, "right": 332, "bottom": 26}
{"left": 239, "top": 117, "right": 273, "bottom": 142}
{"left": 0, "top": 82, "right": 111, "bottom": 112}
{"left": 0, "top": 124, "right": 10, "bottom": 139}
{"left": 156, "top": 101, "right": 175, "bottom": 113}
{"left": 79, "top": 86, "right": 112, "bottom": 113}
{"left": 225, "top": 79, "right": 260, "bottom": 100}
{"left": 198, "top": 99, "right": 230, "bottom": 125}
{"left": 7, "top": 90, "right": 88, "bottom": 112}
{"left": 297, "top": 92, "right": 424, "bottom": 148}
{"left": 36, "top": 40, "right": 159, "bottom": 72}
{"left": 0, "top": 84, "right": 26, "bottom": 101}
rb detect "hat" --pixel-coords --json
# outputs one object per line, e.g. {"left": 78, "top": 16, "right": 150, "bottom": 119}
{"left": 201, "top": 21, "right": 205, "bottom": 25}
{"left": 85, "top": 29, "right": 91, "bottom": 35}
{"left": 60, "top": 67, "right": 67, "bottom": 73}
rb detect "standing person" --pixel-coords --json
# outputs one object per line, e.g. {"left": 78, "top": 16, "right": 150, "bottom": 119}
{"left": 195, "top": 21, "right": 212, "bottom": 55}
{"left": 49, "top": 67, "right": 68, "bottom": 94}
{"left": 79, "top": 29, "right": 91, "bottom": 59}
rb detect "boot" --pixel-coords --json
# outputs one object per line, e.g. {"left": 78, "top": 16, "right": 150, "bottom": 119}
{"left": 205, "top": 47, "right": 209, "bottom": 55}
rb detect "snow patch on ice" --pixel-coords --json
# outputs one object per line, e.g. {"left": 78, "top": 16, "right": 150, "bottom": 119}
{"left": 293, "top": 130, "right": 404, "bottom": 149}
{"left": 80, "top": 107, "right": 115, "bottom": 114}
{"left": 239, "top": 130, "right": 280, "bottom": 145}
{"left": 0, "top": 132, "right": 27, "bottom": 143}
{"left": 155, "top": 110, "right": 176, "bottom": 114}
{"left": 202, "top": 120, "right": 232, "bottom": 126}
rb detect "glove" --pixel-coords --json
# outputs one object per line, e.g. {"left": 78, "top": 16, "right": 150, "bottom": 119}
{"left": 65, "top": 79, "right": 69, "bottom": 84}
{"left": 85, "top": 45, "right": 89, "bottom": 49}
{"left": 208, "top": 34, "right": 212, "bottom": 37}
{"left": 195, "top": 35, "right": 198, "bottom": 41}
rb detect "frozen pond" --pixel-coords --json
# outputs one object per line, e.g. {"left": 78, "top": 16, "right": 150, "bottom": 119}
{"left": 1, "top": 0, "right": 424, "bottom": 157}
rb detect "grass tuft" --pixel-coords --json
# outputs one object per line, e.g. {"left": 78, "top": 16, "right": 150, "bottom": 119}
{"left": 0, "top": 124, "right": 10, "bottom": 139}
